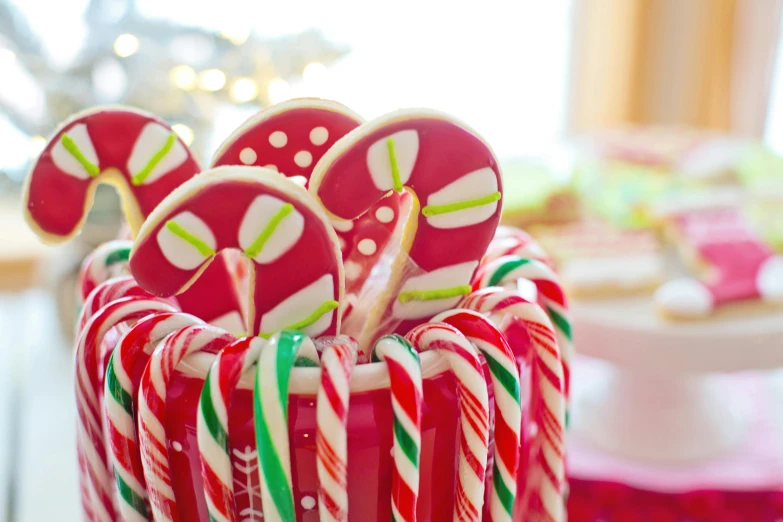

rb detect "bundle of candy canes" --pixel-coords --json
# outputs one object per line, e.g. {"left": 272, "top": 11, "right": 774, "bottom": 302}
{"left": 23, "top": 101, "right": 572, "bottom": 522}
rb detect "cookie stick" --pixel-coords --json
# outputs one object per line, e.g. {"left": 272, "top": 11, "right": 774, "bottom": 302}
{"left": 104, "top": 312, "right": 203, "bottom": 522}
{"left": 23, "top": 106, "right": 244, "bottom": 330}
{"left": 370, "top": 335, "right": 424, "bottom": 522}
{"left": 432, "top": 310, "right": 522, "bottom": 522}
{"left": 75, "top": 297, "right": 179, "bottom": 522}
{"left": 461, "top": 288, "right": 565, "bottom": 522}
{"left": 130, "top": 166, "right": 344, "bottom": 338}
{"left": 316, "top": 341, "right": 358, "bottom": 522}
{"left": 405, "top": 323, "right": 490, "bottom": 522}
{"left": 211, "top": 98, "right": 401, "bottom": 298}
{"left": 137, "top": 324, "right": 235, "bottom": 522}
{"left": 310, "top": 109, "right": 502, "bottom": 349}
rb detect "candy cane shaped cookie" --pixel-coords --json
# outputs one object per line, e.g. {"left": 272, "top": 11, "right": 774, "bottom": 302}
{"left": 79, "top": 240, "right": 134, "bottom": 301}
{"left": 431, "top": 310, "right": 522, "bottom": 522}
{"left": 212, "top": 98, "right": 401, "bottom": 298}
{"left": 473, "top": 256, "right": 572, "bottom": 400}
{"left": 370, "top": 334, "right": 424, "bottom": 522}
{"left": 253, "top": 330, "right": 320, "bottom": 522}
{"left": 482, "top": 226, "right": 554, "bottom": 269}
{"left": 461, "top": 288, "right": 565, "bottom": 522}
{"left": 138, "top": 324, "right": 235, "bottom": 522}
{"left": 130, "top": 166, "right": 344, "bottom": 338}
{"left": 105, "top": 312, "right": 203, "bottom": 522}
{"left": 76, "top": 296, "right": 178, "bottom": 522}
{"left": 310, "top": 109, "right": 503, "bottom": 349}
{"left": 23, "top": 106, "right": 244, "bottom": 331}
{"left": 316, "top": 341, "right": 358, "bottom": 522}
{"left": 404, "top": 323, "right": 490, "bottom": 522}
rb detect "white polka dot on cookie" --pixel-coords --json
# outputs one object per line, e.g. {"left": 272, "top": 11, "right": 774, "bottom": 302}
{"left": 301, "top": 496, "right": 316, "bottom": 510}
{"left": 358, "top": 238, "right": 377, "bottom": 256}
{"left": 269, "top": 131, "right": 287, "bottom": 148}
{"left": 310, "top": 126, "right": 329, "bottom": 146}
{"left": 375, "top": 206, "right": 394, "bottom": 223}
{"left": 294, "top": 150, "right": 313, "bottom": 168}
{"left": 344, "top": 260, "right": 361, "bottom": 280}
{"left": 239, "top": 147, "right": 257, "bottom": 165}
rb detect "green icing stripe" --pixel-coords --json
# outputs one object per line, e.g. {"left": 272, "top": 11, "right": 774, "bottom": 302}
{"left": 165, "top": 220, "right": 216, "bottom": 258}
{"left": 421, "top": 191, "right": 501, "bottom": 217}
{"left": 244, "top": 203, "right": 294, "bottom": 259}
{"left": 258, "top": 301, "right": 338, "bottom": 339}
{"left": 199, "top": 372, "right": 228, "bottom": 447}
{"left": 61, "top": 134, "right": 100, "bottom": 177}
{"left": 493, "top": 461, "right": 514, "bottom": 515}
{"left": 398, "top": 285, "right": 471, "bottom": 304}
{"left": 131, "top": 132, "right": 177, "bottom": 186}
{"left": 115, "top": 471, "right": 149, "bottom": 516}
{"left": 484, "top": 352, "right": 521, "bottom": 404}
{"left": 387, "top": 137, "right": 404, "bottom": 192}
{"left": 105, "top": 356, "right": 133, "bottom": 417}
{"left": 105, "top": 247, "right": 131, "bottom": 266}
{"left": 393, "top": 416, "right": 419, "bottom": 467}
{"left": 488, "top": 258, "right": 531, "bottom": 287}
{"left": 547, "top": 305, "right": 572, "bottom": 341}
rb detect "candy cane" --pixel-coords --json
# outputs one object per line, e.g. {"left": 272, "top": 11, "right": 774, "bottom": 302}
{"left": 104, "top": 312, "right": 203, "bottom": 522}
{"left": 316, "top": 341, "right": 358, "bottom": 522}
{"left": 75, "top": 296, "right": 178, "bottom": 522}
{"left": 404, "top": 323, "right": 489, "bottom": 522}
{"left": 462, "top": 288, "right": 565, "bottom": 522}
{"left": 431, "top": 309, "right": 522, "bottom": 522}
{"left": 79, "top": 240, "right": 134, "bottom": 302}
{"left": 197, "top": 336, "right": 264, "bottom": 522}
{"left": 253, "top": 330, "right": 320, "bottom": 522}
{"left": 473, "top": 255, "right": 572, "bottom": 400}
{"left": 77, "top": 276, "right": 152, "bottom": 334}
{"left": 137, "top": 324, "right": 235, "bottom": 522}
{"left": 309, "top": 109, "right": 503, "bottom": 350}
{"left": 130, "top": 166, "right": 344, "bottom": 338}
{"left": 370, "top": 334, "right": 423, "bottom": 522}
{"left": 482, "top": 226, "right": 554, "bottom": 269}
{"left": 211, "top": 98, "right": 401, "bottom": 299}
{"left": 23, "top": 106, "right": 244, "bottom": 330}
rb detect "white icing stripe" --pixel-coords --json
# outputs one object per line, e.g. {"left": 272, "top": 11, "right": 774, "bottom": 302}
{"left": 424, "top": 167, "right": 499, "bottom": 229}
{"left": 366, "top": 130, "right": 419, "bottom": 191}
{"left": 51, "top": 123, "right": 99, "bottom": 179}
{"left": 157, "top": 211, "right": 217, "bottom": 270}
{"left": 392, "top": 261, "right": 478, "bottom": 319}
{"left": 127, "top": 122, "right": 188, "bottom": 185}
{"left": 238, "top": 195, "right": 304, "bottom": 264}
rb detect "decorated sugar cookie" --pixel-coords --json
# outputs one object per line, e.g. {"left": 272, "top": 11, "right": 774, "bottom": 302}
{"left": 310, "top": 109, "right": 502, "bottom": 348}
{"left": 212, "top": 98, "right": 401, "bottom": 298}
{"left": 654, "top": 198, "right": 783, "bottom": 318}
{"left": 24, "top": 106, "right": 245, "bottom": 331}
{"left": 130, "top": 166, "right": 344, "bottom": 337}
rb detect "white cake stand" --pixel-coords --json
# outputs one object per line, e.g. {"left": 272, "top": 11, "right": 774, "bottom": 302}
{"left": 570, "top": 294, "right": 783, "bottom": 463}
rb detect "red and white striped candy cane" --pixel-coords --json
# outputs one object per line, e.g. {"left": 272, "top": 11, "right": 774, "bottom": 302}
{"left": 310, "top": 110, "right": 503, "bottom": 350}
{"left": 138, "top": 324, "right": 235, "bottom": 522}
{"left": 79, "top": 240, "right": 133, "bottom": 302}
{"left": 370, "top": 334, "right": 423, "bottom": 522}
{"left": 405, "top": 323, "right": 490, "bottom": 522}
{"left": 77, "top": 276, "right": 151, "bottom": 334}
{"left": 431, "top": 309, "right": 522, "bottom": 522}
{"left": 316, "top": 341, "right": 358, "bottom": 522}
{"left": 104, "top": 312, "right": 203, "bottom": 522}
{"left": 461, "top": 288, "right": 565, "bottom": 522}
{"left": 482, "top": 226, "right": 554, "bottom": 269}
{"left": 75, "top": 296, "right": 178, "bottom": 522}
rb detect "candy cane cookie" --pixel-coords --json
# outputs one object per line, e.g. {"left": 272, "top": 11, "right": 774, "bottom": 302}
{"left": 138, "top": 324, "right": 235, "bottom": 522}
{"left": 105, "top": 312, "right": 203, "bottom": 522}
{"left": 75, "top": 296, "right": 178, "bottom": 522}
{"left": 79, "top": 240, "right": 134, "bottom": 302}
{"left": 404, "top": 323, "right": 490, "bottom": 522}
{"left": 462, "top": 288, "right": 565, "bottom": 522}
{"left": 431, "top": 310, "right": 522, "bottom": 522}
{"left": 310, "top": 109, "right": 503, "bottom": 349}
{"left": 212, "top": 98, "right": 401, "bottom": 298}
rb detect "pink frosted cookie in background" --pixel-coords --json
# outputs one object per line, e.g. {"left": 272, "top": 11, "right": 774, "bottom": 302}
{"left": 23, "top": 106, "right": 245, "bottom": 332}
{"left": 310, "top": 109, "right": 502, "bottom": 349}
{"left": 130, "top": 166, "right": 344, "bottom": 338}
{"left": 211, "top": 98, "right": 401, "bottom": 299}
